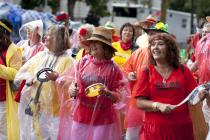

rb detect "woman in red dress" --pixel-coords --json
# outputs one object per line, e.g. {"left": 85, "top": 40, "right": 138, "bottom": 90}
{"left": 135, "top": 33, "right": 199, "bottom": 140}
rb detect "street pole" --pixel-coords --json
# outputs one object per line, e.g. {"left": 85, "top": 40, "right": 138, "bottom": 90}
{"left": 190, "top": 0, "right": 194, "bottom": 34}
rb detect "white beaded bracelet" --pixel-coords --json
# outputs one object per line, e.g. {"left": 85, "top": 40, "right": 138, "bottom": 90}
{"left": 152, "top": 102, "right": 159, "bottom": 112}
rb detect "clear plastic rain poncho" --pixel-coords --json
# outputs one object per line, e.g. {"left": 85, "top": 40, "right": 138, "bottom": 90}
{"left": 17, "top": 20, "right": 45, "bottom": 63}
{"left": 14, "top": 50, "right": 74, "bottom": 140}
{"left": 195, "top": 33, "right": 210, "bottom": 84}
{"left": 19, "top": 20, "right": 43, "bottom": 41}
{"left": 56, "top": 55, "right": 130, "bottom": 140}
{"left": 121, "top": 34, "right": 150, "bottom": 129}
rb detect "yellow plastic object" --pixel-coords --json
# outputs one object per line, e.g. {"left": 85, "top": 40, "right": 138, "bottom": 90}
{"left": 85, "top": 83, "right": 105, "bottom": 97}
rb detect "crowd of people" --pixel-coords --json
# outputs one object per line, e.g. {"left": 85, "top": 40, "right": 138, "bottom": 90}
{"left": 0, "top": 12, "right": 210, "bottom": 140}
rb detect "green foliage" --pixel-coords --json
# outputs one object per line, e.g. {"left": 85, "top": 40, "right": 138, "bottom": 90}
{"left": 86, "top": 0, "right": 110, "bottom": 17}
{"left": 48, "top": 0, "right": 59, "bottom": 13}
{"left": 169, "top": 0, "right": 210, "bottom": 19}
{"left": 21, "top": 0, "right": 42, "bottom": 9}
{"left": 196, "top": 0, "right": 210, "bottom": 19}
{"left": 21, "top": 0, "right": 59, "bottom": 13}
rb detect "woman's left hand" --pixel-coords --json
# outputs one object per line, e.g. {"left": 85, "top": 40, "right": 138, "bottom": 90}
{"left": 45, "top": 71, "right": 59, "bottom": 81}
{"left": 157, "top": 103, "right": 176, "bottom": 113}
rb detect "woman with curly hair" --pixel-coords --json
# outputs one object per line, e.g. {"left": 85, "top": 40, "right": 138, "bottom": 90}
{"left": 135, "top": 33, "right": 204, "bottom": 140}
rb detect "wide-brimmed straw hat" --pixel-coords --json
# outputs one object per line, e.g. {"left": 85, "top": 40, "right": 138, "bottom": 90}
{"left": 82, "top": 26, "right": 116, "bottom": 51}
{"left": 206, "top": 16, "right": 210, "bottom": 23}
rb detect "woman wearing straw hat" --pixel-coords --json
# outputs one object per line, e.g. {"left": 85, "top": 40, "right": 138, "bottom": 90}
{"left": 60, "top": 26, "right": 129, "bottom": 140}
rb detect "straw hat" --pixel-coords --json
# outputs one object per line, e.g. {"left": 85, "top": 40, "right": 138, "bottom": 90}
{"left": 206, "top": 16, "right": 210, "bottom": 23}
{"left": 82, "top": 26, "right": 116, "bottom": 51}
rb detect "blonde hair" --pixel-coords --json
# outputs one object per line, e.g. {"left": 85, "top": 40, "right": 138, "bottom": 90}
{"left": 48, "top": 25, "right": 70, "bottom": 53}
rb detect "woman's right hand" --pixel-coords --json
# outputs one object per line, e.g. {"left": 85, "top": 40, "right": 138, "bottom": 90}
{"left": 157, "top": 103, "right": 176, "bottom": 113}
{"left": 26, "top": 77, "right": 35, "bottom": 86}
{"left": 128, "top": 72, "right": 136, "bottom": 81}
{"left": 68, "top": 82, "right": 79, "bottom": 98}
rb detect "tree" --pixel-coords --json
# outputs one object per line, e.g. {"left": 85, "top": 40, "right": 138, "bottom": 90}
{"left": 21, "top": 0, "right": 42, "bottom": 9}
{"left": 21, "top": 0, "right": 59, "bottom": 13}
{"left": 196, "top": 0, "right": 210, "bottom": 19}
{"left": 170, "top": 0, "right": 210, "bottom": 20}
{"left": 86, "top": 0, "right": 110, "bottom": 17}
{"left": 160, "top": 0, "right": 170, "bottom": 22}
{"left": 68, "top": 0, "right": 76, "bottom": 19}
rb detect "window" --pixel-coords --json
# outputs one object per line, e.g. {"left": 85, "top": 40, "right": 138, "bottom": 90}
{"left": 113, "top": 6, "right": 137, "bottom": 17}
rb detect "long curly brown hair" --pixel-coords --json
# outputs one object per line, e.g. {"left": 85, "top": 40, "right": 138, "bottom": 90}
{"left": 148, "top": 33, "right": 180, "bottom": 69}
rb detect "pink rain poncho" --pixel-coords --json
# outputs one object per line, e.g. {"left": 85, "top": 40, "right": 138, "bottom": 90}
{"left": 121, "top": 46, "right": 149, "bottom": 129}
{"left": 57, "top": 56, "right": 130, "bottom": 140}
{"left": 195, "top": 33, "right": 210, "bottom": 84}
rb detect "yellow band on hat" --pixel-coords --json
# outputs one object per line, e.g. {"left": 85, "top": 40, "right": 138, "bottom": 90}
{"left": 0, "top": 21, "right": 12, "bottom": 33}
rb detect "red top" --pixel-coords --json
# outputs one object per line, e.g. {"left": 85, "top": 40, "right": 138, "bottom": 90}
{"left": 0, "top": 49, "right": 7, "bottom": 101}
{"left": 135, "top": 65, "right": 197, "bottom": 124}
{"left": 73, "top": 57, "right": 124, "bottom": 125}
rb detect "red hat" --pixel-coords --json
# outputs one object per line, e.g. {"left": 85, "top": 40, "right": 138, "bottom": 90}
{"left": 55, "top": 12, "right": 69, "bottom": 21}
{"left": 137, "top": 15, "right": 158, "bottom": 28}
{"left": 146, "top": 15, "right": 158, "bottom": 23}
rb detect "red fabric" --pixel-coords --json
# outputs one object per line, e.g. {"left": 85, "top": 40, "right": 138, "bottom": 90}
{"left": 14, "top": 80, "right": 26, "bottom": 102}
{"left": 30, "top": 42, "right": 45, "bottom": 58}
{"left": 192, "top": 33, "right": 201, "bottom": 49}
{"left": 195, "top": 33, "right": 210, "bottom": 84}
{"left": 74, "top": 57, "right": 123, "bottom": 125}
{"left": 135, "top": 65, "right": 196, "bottom": 140}
{"left": 120, "top": 41, "right": 132, "bottom": 50}
{"left": 190, "top": 33, "right": 201, "bottom": 62}
{"left": 122, "top": 47, "right": 149, "bottom": 128}
{"left": 55, "top": 13, "right": 69, "bottom": 21}
{"left": 79, "top": 28, "right": 88, "bottom": 37}
{"left": 112, "top": 35, "right": 120, "bottom": 42}
{"left": 0, "top": 49, "right": 7, "bottom": 101}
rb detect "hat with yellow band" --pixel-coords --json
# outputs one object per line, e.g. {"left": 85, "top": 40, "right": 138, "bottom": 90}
{"left": 0, "top": 21, "right": 12, "bottom": 33}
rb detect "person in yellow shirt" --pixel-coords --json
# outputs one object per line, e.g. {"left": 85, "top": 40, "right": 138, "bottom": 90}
{"left": 112, "top": 22, "right": 136, "bottom": 67}
{"left": 0, "top": 19, "right": 22, "bottom": 140}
